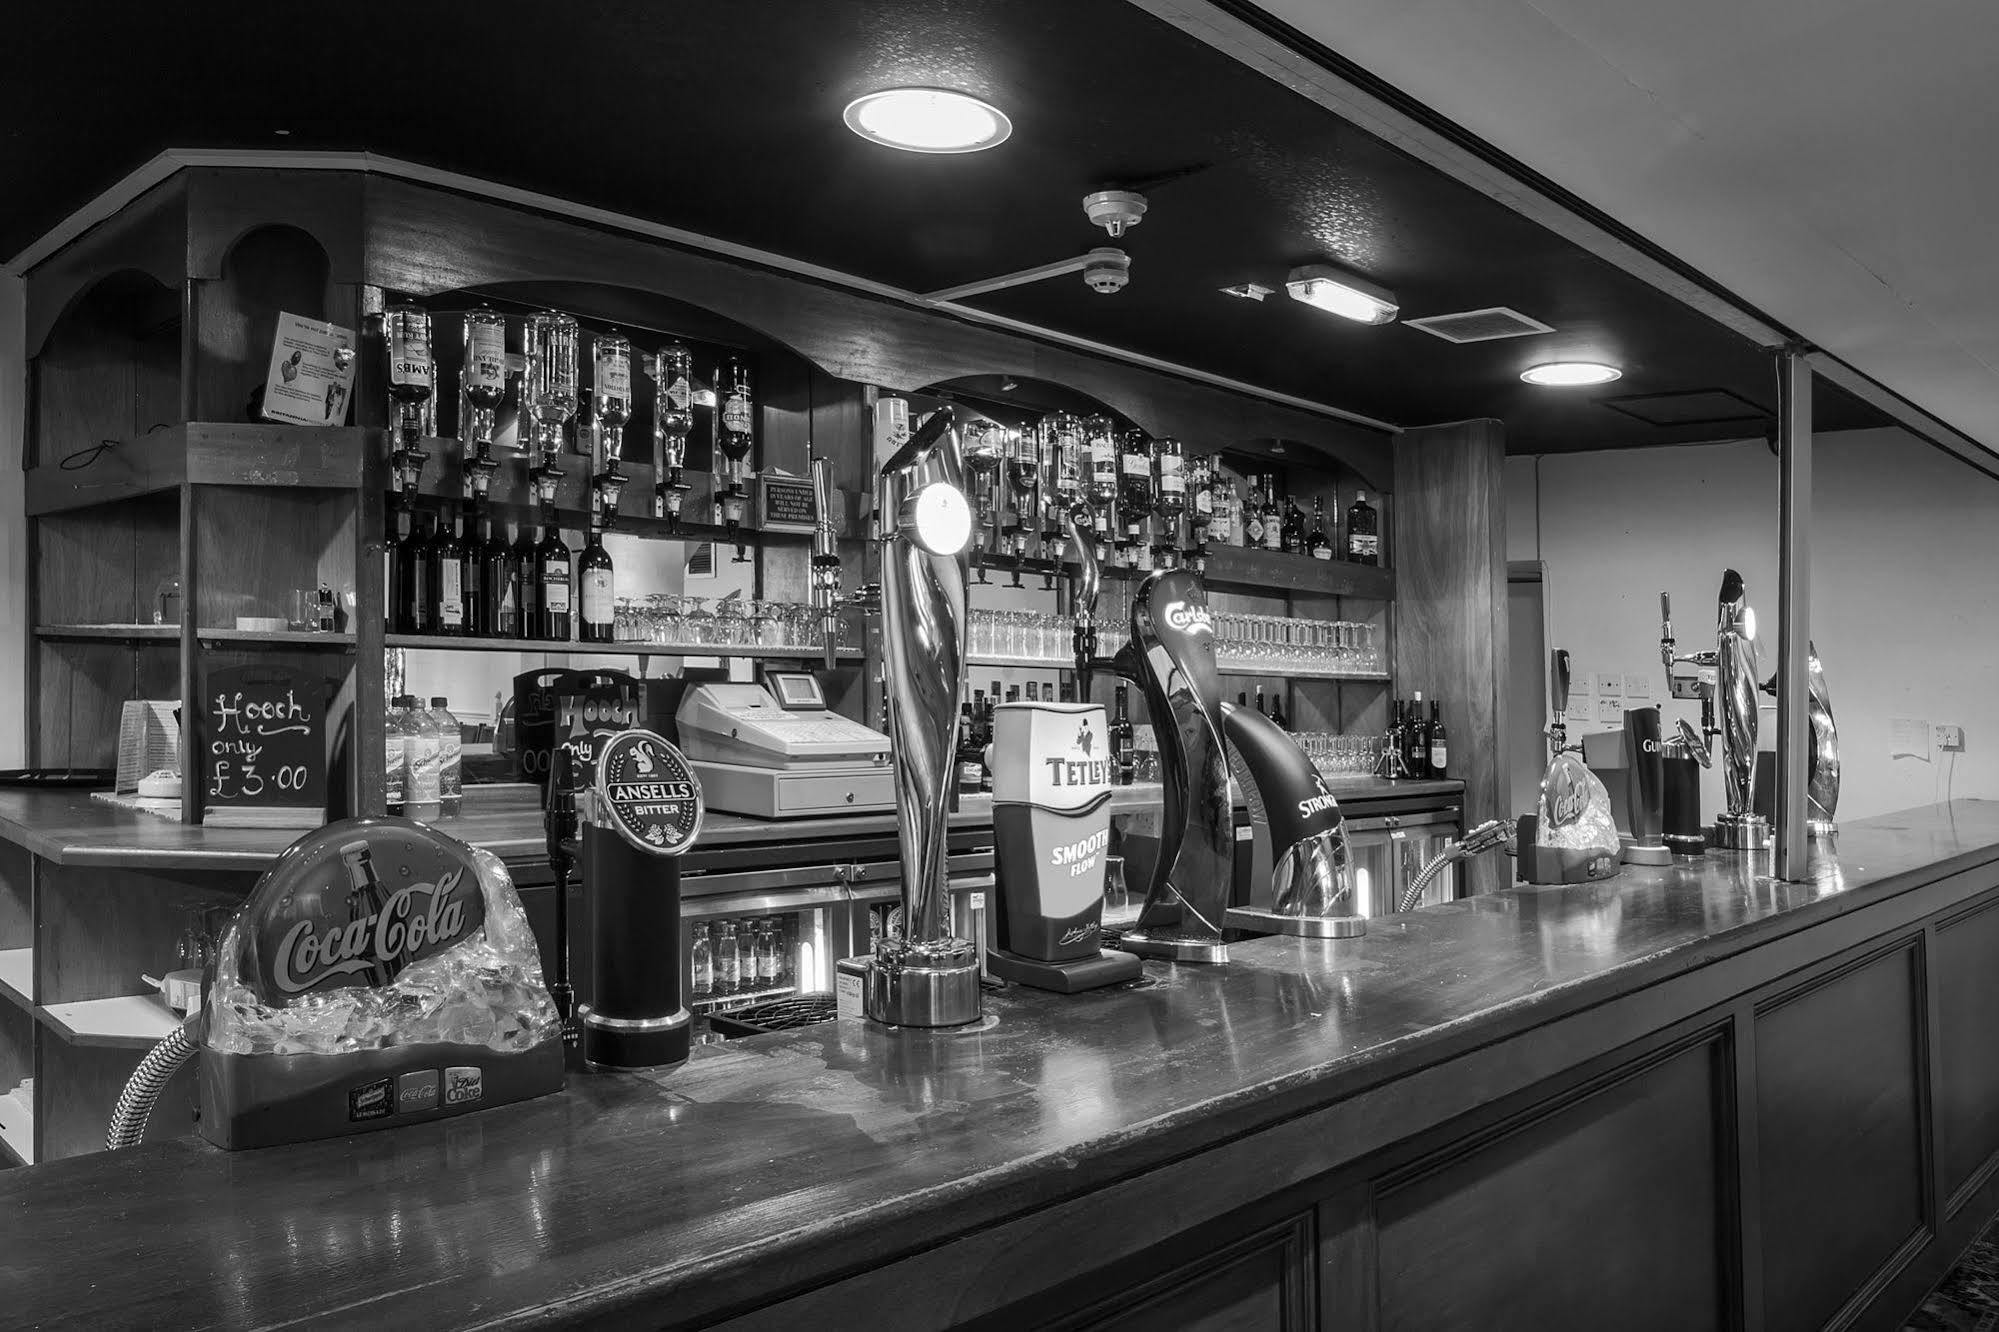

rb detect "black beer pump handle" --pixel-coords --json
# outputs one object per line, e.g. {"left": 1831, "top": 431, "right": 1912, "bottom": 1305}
{"left": 1551, "top": 649, "right": 1571, "bottom": 717}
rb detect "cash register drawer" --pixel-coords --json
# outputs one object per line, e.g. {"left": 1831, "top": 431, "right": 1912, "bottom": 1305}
{"left": 693, "top": 760, "right": 897, "bottom": 819}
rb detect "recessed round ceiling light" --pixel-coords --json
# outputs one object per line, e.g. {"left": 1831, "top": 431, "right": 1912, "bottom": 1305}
{"left": 843, "top": 87, "right": 1012, "bottom": 154}
{"left": 1521, "top": 361, "right": 1622, "bottom": 386}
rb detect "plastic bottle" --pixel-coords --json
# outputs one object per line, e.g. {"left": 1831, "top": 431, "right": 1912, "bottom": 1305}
{"left": 690, "top": 923, "right": 714, "bottom": 999}
{"left": 430, "top": 696, "right": 462, "bottom": 817}
{"left": 405, "top": 699, "right": 442, "bottom": 821}
{"left": 385, "top": 696, "right": 408, "bottom": 815}
{"left": 718, "top": 920, "right": 741, "bottom": 995}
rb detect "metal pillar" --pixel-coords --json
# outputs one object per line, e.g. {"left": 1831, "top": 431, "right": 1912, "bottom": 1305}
{"left": 1775, "top": 349, "right": 1813, "bottom": 880}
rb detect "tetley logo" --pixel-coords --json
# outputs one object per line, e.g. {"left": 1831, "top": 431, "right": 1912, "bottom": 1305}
{"left": 1076, "top": 725, "right": 1095, "bottom": 756}
{"left": 1163, "top": 600, "right": 1212, "bottom": 635}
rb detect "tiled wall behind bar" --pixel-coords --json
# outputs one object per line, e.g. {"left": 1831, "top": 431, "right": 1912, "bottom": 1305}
{"left": 1507, "top": 427, "right": 1996, "bottom": 823}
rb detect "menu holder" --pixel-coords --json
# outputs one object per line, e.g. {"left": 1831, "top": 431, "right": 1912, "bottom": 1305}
{"left": 200, "top": 664, "right": 328, "bottom": 828}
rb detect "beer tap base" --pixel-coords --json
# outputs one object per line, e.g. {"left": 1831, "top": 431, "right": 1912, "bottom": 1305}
{"left": 578, "top": 1005, "right": 691, "bottom": 1070}
{"left": 840, "top": 940, "right": 984, "bottom": 1028}
{"left": 1110, "top": 930, "right": 1229, "bottom": 964}
{"left": 987, "top": 947, "right": 1141, "bottom": 993}
{"left": 1618, "top": 836, "right": 1674, "bottom": 867}
{"left": 1809, "top": 818, "right": 1838, "bottom": 840}
{"left": 1712, "top": 812, "right": 1772, "bottom": 851}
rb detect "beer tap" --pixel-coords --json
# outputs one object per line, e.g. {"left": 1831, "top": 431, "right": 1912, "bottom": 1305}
{"left": 714, "top": 355, "right": 756, "bottom": 563}
{"left": 1710, "top": 570, "right": 1770, "bottom": 851}
{"left": 809, "top": 456, "right": 878, "bottom": 670}
{"left": 543, "top": 740, "right": 584, "bottom": 1042}
{"left": 1067, "top": 504, "right": 1103, "bottom": 696}
{"left": 648, "top": 343, "right": 695, "bottom": 529}
{"left": 1659, "top": 591, "right": 1721, "bottom": 761}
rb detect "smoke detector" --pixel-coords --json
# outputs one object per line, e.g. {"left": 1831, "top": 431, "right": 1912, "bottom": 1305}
{"left": 1082, "top": 247, "right": 1131, "bottom": 294}
{"left": 1083, "top": 189, "right": 1148, "bottom": 238}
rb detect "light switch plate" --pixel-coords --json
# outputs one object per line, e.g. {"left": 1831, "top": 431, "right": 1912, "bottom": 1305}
{"left": 1624, "top": 674, "right": 1652, "bottom": 701}
{"left": 1595, "top": 672, "right": 1622, "bottom": 698}
{"left": 1938, "top": 724, "right": 1967, "bottom": 753}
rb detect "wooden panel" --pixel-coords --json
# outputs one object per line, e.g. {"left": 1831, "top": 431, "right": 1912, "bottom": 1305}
{"left": 23, "top": 174, "right": 187, "bottom": 357}
{"left": 1373, "top": 1034, "right": 1727, "bottom": 1332}
{"left": 36, "top": 861, "right": 252, "bottom": 1007}
{"left": 1060, "top": 1213, "right": 1314, "bottom": 1331}
{"left": 360, "top": 175, "right": 1393, "bottom": 481}
{"left": 1932, "top": 899, "right": 1999, "bottom": 1207}
{"left": 184, "top": 167, "right": 365, "bottom": 283}
{"left": 193, "top": 485, "right": 357, "bottom": 628}
{"left": 1390, "top": 419, "right": 1508, "bottom": 893}
{"left": 1755, "top": 941, "right": 1927, "bottom": 1332}
{"left": 192, "top": 222, "right": 334, "bottom": 422}
{"left": 38, "top": 1039, "right": 197, "bottom": 1162}
{"left": 0, "top": 841, "right": 31, "bottom": 954}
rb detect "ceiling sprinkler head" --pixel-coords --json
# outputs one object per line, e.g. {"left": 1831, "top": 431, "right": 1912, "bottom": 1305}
{"left": 1082, "top": 247, "right": 1132, "bottom": 294}
{"left": 1083, "top": 189, "right": 1148, "bottom": 239}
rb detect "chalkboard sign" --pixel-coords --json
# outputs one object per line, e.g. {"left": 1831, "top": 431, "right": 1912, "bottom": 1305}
{"left": 202, "top": 664, "right": 327, "bottom": 826}
{"left": 757, "top": 474, "right": 819, "bottom": 534}
{"left": 513, "top": 668, "right": 638, "bottom": 787}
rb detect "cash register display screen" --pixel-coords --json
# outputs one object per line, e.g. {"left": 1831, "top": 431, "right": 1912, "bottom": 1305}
{"left": 767, "top": 672, "right": 824, "bottom": 710}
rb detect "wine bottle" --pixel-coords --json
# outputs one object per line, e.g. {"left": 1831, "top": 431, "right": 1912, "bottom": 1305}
{"left": 578, "top": 513, "right": 615, "bottom": 644}
{"left": 1112, "top": 685, "right": 1135, "bottom": 785}
{"left": 388, "top": 505, "right": 414, "bottom": 633}
{"left": 534, "top": 518, "right": 573, "bottom": 641}
{"left": 1261, "top": 475, "right": 1282, "bottom": 552}
{"left": 476, "top": 508, "right": 513, "bottom": 639}
{"left": 1428, "top": 700, "right": 1449, "bottom": 779}
{"left": 460, "top": 506, "right": 488, "bottom": 638}
{"left": 512, "top": 520, "right": 539, "bottom": 641}
{"left": 436, "top": 507, "right": 467, "bottom": 637}
{"left": 1404, "top": 691, "right": 1429, "bottom": 779}
{"left": 412, "top": 511, "right": 442, "bottom": 635}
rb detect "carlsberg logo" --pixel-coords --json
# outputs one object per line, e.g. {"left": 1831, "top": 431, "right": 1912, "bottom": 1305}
{"left": 274, "top": 871, "right": 469, "bottom": 994}
{"left": 1163, "top": 600, "right": 1212, "bottom": 635}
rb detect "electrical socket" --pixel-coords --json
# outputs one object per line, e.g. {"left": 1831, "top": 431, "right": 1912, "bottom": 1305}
{"left": 1595, "top": 672, "right": 1622, "bottom": 698}
{"left": 1937, "top": 724, "right": 1967, "bottom": 753}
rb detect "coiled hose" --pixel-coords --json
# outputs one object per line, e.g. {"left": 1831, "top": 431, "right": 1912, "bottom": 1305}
{"left": 105, "top": 1016, "right": 201, "bottom": 1151}
{"left": 1398, "top": 819, "right": 1516, "bottom": 913}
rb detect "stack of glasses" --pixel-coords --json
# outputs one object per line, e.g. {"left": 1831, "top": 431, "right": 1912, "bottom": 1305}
{"left": 610, "top": 597, "right": 842, "bottom": 652}
{"left": 1291, "top": 732, "right": 1381, "bottom": 776}
{"left": 1211, "top": 614, "right": 1379, "bottom": 676}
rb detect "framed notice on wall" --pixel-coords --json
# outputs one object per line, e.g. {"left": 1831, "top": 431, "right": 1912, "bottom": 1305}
{"left": 200, "top": 664, "right": 328, "bottom": 828}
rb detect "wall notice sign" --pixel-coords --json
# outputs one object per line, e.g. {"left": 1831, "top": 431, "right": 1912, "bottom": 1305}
{"left": 202, "top": 664, "right": 327, "bottom": 826}
{"left": 260, "top": 312, "right": 359, "bottom": 427}
{"left": 756, "top": 473, "right": 819, "bottom": 534}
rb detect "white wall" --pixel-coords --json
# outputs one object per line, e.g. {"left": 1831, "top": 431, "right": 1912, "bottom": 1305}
{"left": 0, "top": 276, "right": 24, "bottom": 766}
{"left": 1509, "top": 427, "right": 1998, "bottom": 822}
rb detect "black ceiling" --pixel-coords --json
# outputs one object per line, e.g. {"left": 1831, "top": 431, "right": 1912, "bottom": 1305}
{"left": 0, "top": 1, "right": 1886, "bottom": 451}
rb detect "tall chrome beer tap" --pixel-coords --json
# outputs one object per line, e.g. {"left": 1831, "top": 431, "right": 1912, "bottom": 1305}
{"left": 839, "top": 406, "right": 982, "bottom": 1027}
{"left": 1713, "top": 568, "right": 1771, "bottom": 851}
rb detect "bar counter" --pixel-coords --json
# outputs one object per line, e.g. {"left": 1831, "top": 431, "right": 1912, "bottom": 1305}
{"left": 4, "top": 800, "right": 1996, "bottom": 1329}
{"left": 0, "top": 777, "right": 1467, "bottom": 869}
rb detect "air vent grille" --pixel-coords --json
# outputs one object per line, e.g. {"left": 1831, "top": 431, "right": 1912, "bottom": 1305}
{"left": 1601, "top": 389, "right": 1770, "bottom": 428}
{"left": 1404, "top": 307, "right": 1555, "bottom": 344}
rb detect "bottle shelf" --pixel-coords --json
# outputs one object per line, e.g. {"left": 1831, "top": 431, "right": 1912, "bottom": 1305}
{"left": 27, "top": 423, "right": 375, "bottom": 517}
{"left": 964, "top": 653, "right": 1387, "bottom": 683}
{"left": 0, "top": 1086, "right": 31, "bottom": 1166}
{"left": 968, "top": 545, "right": 1392, "bottom": 599}
{"left": 691, "top": 983, "right": 799, "bottom": 1013}
{"left": 37, "top": 626, "right": 357, "bottom": 649}
{"left": 384, "top": 633, "right": 861, "bottom": 661}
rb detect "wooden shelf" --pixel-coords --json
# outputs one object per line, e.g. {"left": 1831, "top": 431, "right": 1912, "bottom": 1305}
{"left": 965, "top": 653, "right": 1388, "bottom": 683}
{"left": 386, "top": 633, "right": 861, "bottom": 660}
{"left": 971, "top": 548, "right": 1393, "bottom": 599}
{"left": 197, "top": 629, "right": 357, "bottom": 648}
{"left": 35, "top": 624, "right": 177, "bottom": 642}
{"left": 0, "top": 950, "right": 32, "bottom": 1011}
{"left": 26, "top": 423, "right": 375, "bottom": 516}
{"left": 42, "top": 993, "right": 182, "bottom": 1050}
{"left": 0, "top": 1088, "right": 31, "bottom": 1166}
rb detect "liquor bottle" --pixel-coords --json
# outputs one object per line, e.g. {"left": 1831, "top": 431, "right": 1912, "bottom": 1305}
{"left": 593, "top": 330, "right": 632, "bottom": 467}
{"left": 718, "top": 920, "right": 741, "bottom": 995}
{"left": 1386, "top": 699, "right": 1405, "bottom": 780}
{"left": 435, "top": 507, "right": 467, "bottom": 637}
{"left": 339, "top": 842, "right": 400, "bottom": 988}
{"left": 690, "top": 923, "right": 714, "bottom": 1000}
{"left": 1210, "top": 463, "right": 1234, "bottom": 547}
{"left": 956, "top": 703, "right": 983, "bottom": 793}
{"left": 411, "top": 511, "right": 441, "bottom": 635}
{"left": 1084, "top": 414, "right": 1119, "bottom": 517}
{"left": 1188, "top": 454, "right": 1212, "bottom": 538}
{"left": 578, "top": 513, "right": 615, "bottom": 644}
{"left": 1242, "top": 475, "right": 1266, "bottom": 548}
{"left": 1254, "top": 684, "right": 1268, "bottom": 717}
{"left": 1024, "top": 681, "right": 1039, "bottom": 703}
{"left": 534, "top": 517, "right": 573, "bottom": 641}
{"left": 715, "top": 356, "right": 755, "bottom": 469}
{"left": 1042, "top": 680, "right": 1055, "bottom": 702}
{"left": 385, "top": 304, "right": 434, "bottom": 446}
{"left": 1261, "top": 475, "right": 1283, "bottom": 552}
{"left": 1428, "top": 700, "right": 1449, "bottom": 779}
{"left": 1281, "top": 496, "right": 1305, "bottom": 554}
{"left": 1119, "top": 429, "right": 1154, "bottom": 542}
{"left": 1112, "top": 686, "right": 1135, "bottom": 786}
{"left": 431, "top": 697, "right": 462, "bottom": 817}
{"left": 481, "top": 512, "right": 519, "bottom": 640}
{"left": 1271, "top": 696, "right": 1288, "bottom": 731}
{"left": 1404, "top": 691, "right": 1429, "bottom": 779}
{"left": 1308, "top": 497, "right": 1333, "bottom": 560}
{"left": 462, "top": 305, "right": 507, "bottom": 451}
{"left": 1346, "top": 490, "right": 1380, "bottom": 566}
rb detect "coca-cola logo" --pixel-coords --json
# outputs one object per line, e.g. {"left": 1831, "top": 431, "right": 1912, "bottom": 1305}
{"left": 274, "top": 871, "right": 470, "bottom": 995}
{"left": 1163, "top": 600, "right": 1212, "bottom": 635}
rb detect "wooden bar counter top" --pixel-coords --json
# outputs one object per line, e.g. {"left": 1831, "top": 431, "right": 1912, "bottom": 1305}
{"left": 4, "top": 801, "right": 1994, "bottom": 1330}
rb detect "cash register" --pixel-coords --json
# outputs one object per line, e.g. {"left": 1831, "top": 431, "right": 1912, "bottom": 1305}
{"left": 674, "top": 672, "right": 895, "bottom": 818}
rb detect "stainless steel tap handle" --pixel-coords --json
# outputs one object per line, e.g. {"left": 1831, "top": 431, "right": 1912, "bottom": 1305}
{"left": 1806, "top": 643, "right": 1840, "bottom": 829}
{"left": 1065, "top": 504, "right": 1102, "bottom": 688}
{"left": 810, "top": 457, "right": 843, "bottom": 669}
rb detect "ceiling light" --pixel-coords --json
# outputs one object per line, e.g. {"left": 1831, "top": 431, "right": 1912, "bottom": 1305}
{"left": 1220, "top": 282, "right": 1273, "bottom": 302}
{"left": 1285, "top": 264, "right": 1398, "bottom": 325}
{"left": 1521, "top": 362, "right": 1622, "bottom": 386}
{"left": 842, "top": 88, "right": 1011, "bottom": 154}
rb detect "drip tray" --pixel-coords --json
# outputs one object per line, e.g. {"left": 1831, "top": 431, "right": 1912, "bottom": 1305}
{"left": 707, "top": 994, "right": 840, "bottom": 1039}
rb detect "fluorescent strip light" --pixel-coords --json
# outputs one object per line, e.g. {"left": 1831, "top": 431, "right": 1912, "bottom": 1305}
{"left": 1285, "top": 264, "right": 1398, "bottom": 325}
